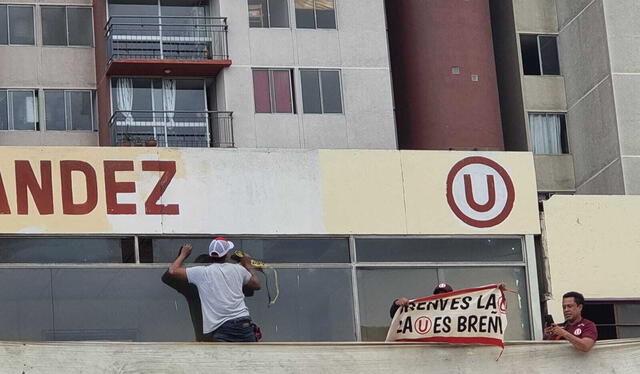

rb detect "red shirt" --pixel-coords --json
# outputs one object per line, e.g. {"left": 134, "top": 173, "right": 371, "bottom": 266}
{"left": 554, "top": 318, "right": 598, "bottom": 341}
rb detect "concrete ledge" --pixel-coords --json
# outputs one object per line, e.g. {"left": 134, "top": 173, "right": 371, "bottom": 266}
{"left": 1, "top": 339, "right": 638, "bottom": 373}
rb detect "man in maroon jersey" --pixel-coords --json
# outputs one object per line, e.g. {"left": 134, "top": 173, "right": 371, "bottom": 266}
{"left": 544, "top": 291, "right": 598, "bottom": 352}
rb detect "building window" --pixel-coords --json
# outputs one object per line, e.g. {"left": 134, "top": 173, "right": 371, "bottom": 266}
{"left": 0, "top": 89, "right": 38, "bottom": 130}
{"left": 0, "top": 5, "right": 35, "bottom": 45}
{"left": 520, "top": 34, "right": 560, "bottom": 75}
{"left": 41, "top": 6, "right": 93, "bottom": 46}
{"left": 528, "top": 113, "right": 568, "bottom": 154}
{"left": 45, "top": 90, "right": 94, "bottom": 131}
{"left": 300, "top": 69, "right": 342, "bottom": 114}
{"left": 248, "top": 0, "right": 289, "bottom": 28}
{"left": 252, "top": 69, "right": 294, "bottom": 113}
{"left": 583, "top": 301, "right": 640, "bottom": 340}
{"left": 295, "top": 0, "right": 336, "bottom": 29}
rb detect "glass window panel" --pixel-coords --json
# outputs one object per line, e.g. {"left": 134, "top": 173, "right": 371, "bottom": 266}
{"left": 273, "top": 70, "right": 293, "bottom": 113}
{"left": 0, "top": 238, "right": 124, "bottom": 263}
{"left": 10, "top": 91, "right": 36, "bottom": 130}
{"left": 529, "top": 113, "right": 564, "bottom": 154}
{"left": 67, "top": 91, "right": 93, "bottom": 130}
{"left": 0, "top": 6, "right": 7, "bottom": 44}
{"left": 439, "top": 267, "right": 530, "bottom": 340}
{"left": 616, "top": 304, "right": 640, "bottom": 324}
{"left": 0, "top": 269, "right": 54, "bottom": 341}
{"left": 67, "top": 7, "right": 93, "bottom": 46}
{"left": 520, "top": 34, "right": 541, "bottom": 76}
{"left": 149, "top": 237, "right": 349, "bottom": 263}
{"left": 357, "top": 268, "right": 439, "bottom": 341}
{"left": 295, "top": 0, "right": 315, "bottom": 29}
{"left": 45, "top": 90, "right": 67, "bottom": 130}
{"left": 619, "top": 327, "right": 640, "bottom": 339}
{"left": 41, "top": 7, "right": 67, "bottom": 46}
{"left": 253, "top": 70, "right": 272, "bottom": 113}
{"left": 301, "top": 69, "right": 322, "bottom": 113}
{"left": 174, "top": 79, "right": 206, "bottom": 112}
{"left": 315, "top": 0, "right": 336, "bottom": 29}
{"left": 248, "top": 0, "right": 269, "bottom": 28}
{"left": 320, "top": 70, "right": 342, "bottom": 113}
{"left": 0, "top": 91, "right": 7, "bottom": 130}
{"left": 269, "top": 0, "right": 289, "bottom": 28}
{"left": 539, "top": 36, "right": 560, "bottom": 75}
{"left": 246, "top": 268, "right": 355, "bottom": 341}
{"left": 108, "top": 0, "right": 158, "bottom": 18}
{"left": 8, "top": 6, "right": 34, "bottom": 45}
{"left": 356, "top": 238, "right": 523, "bottom": 262}
{"left": 52, "top": 268, "right": 195, "bottom": 341}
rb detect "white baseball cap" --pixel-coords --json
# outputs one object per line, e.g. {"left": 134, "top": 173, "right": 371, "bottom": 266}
{"left": 209, "top": 237, "right": 234, "bottom": 257}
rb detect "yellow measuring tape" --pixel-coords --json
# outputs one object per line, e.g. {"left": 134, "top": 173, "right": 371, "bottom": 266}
{"left": 233, "top": 250, "right": 279, "bottom": 305}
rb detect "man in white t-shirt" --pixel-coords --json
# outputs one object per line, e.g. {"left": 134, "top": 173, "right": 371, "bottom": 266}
{"left": 168, "top": 237, "right": 261, "bottom": 342}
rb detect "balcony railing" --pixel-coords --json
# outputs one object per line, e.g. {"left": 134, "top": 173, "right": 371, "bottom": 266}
{"left": 109, "top": 110, "right": 233, "bottom": 148}
{"left": 105, "top": 16, "right": 229, "bottom": 62}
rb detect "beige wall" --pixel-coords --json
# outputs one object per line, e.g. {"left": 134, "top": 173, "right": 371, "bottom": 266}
{"left": 543, "top": 195, "right": 640, "bottom": 320}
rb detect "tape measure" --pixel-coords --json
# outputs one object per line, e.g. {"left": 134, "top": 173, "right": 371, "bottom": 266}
{"left": 232, "top": 250, "right": 279, "bottom": 306}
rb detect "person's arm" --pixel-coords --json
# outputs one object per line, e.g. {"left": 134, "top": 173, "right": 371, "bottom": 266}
{"left": 168, "top": 244, "right": 192, "bottom": 282}
{"left": 548, "top": 325, "right": 596, "bottom": 352}
{"left": 390, "top": 297, "right": 410, "bottom": 318}
{"left": 240, "top": 254, "right": 261, "bottom": 291}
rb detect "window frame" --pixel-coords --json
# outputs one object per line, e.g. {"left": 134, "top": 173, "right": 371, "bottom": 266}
{"left": 584, "top": 300, "right": 640, "bottom": 339}
{"left": 299, "top": 68, "right": 343, "bottom": 114}
{"left": 41, "top": 5, "right": 94, "bottom": 47}
{"left": 295, "top": 0, "right": 337, "bottom": 30}
{"left": 252, "top": 68, "right": 295, "bottom": 114}
{"left": 527, "top": 112, "right": 569, "bottom": 155}
{"left": 248, "top": 0, "right": 290, "bottom": 28}
{"left": 0, "top": 4, "right": 36, "bottom": 46}
{"left": 44, "top": 89, "right": 95, "bottom": 131}
{"left": 520, "top": 33, "right": 560, "bottom": 76}
{"left": 0, "top": 89, "right": 38, "bottom": 131}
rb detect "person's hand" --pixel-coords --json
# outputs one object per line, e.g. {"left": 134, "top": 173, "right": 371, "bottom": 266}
{"left": 547, "top": 324, "right": 567, "bottom": 338}
{"left": 395, "top": 297, "right": 410, "bottom": 306}
{"left": 240, "top": 252, "right": 253, "bottom": 267}
{"left": 180, "top": 244, "right": 192, "bottom": 257}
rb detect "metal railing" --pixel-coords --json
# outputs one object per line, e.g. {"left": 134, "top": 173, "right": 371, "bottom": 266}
{"left": 105, "top": 16, "right": 228, "bottom": 61}
{"left": 109, "top": 110, "right": 233, "bottom": 148}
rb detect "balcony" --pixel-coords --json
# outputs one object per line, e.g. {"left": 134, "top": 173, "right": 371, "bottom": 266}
{"left": 105, "top": 16, "right": 231, "bottom": 76}
{"left": 109, "top": 110, "right": 233, "bottom": 148}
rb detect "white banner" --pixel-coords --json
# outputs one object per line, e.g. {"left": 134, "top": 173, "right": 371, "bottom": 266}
{"left": 386, "top": 284, "right": 508, "bottom": 347}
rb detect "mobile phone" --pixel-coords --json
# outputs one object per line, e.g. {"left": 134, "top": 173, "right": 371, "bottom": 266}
{"left": 544, "top": 314, "right": 554, "bottom": 326}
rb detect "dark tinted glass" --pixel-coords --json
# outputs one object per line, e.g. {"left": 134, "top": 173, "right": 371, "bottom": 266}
{"left": 539, "top": 35, "right": 560, "bottom": 75}
{"left": 320, "top": 70, "right": 342, "bottom": 113}
{"left": 248, "top": 0, "right": 269, "bottom": 27}
{"left": 45, "top": 90, "right": 66, "bottom": 130}
{"left": 355, "top": 238, "right": 523, "bottom": 262}
{"left": 0, "top": 91, "right": 7, "bottom": 130}
{"left": 0, "top": 269, "right": 54, "bottom": 340}
{"left": 300, "top": 70, "right": 322, "bottom": 113}
{"left": 41, "top": 7, "right": 67, "bottom": 45}
{"left": 67, "top": 91, "right": 93, "bottom": 130}
{"left": 0, "top": 238, "right": 124, "bottom": 263}
{"left": 269, "top": 0, "right": 289, "bottom": 27}
{"left": 8, "top": 6, "right": 34, "bottom": 45}
{"left": 520, "top": 34, "right": 541, "bottom": 75}
{"left": 149, "top": 237, "right": 350, "bottom": 263}
{"left": 295, "top": 0, "right": 315, "bottom": 28}
{"left": 315, "top": 0, "right": 335, "bottom": 29}
{"left": 246, "top": 268, "right": 355, "bottom": 341}
{"left": 67, "top": 7, "right": 93, "bottom": 46}
{"left": 0, "top": 6, "right": 7, "bottom": 44}
{"left": 108, "top": 0, "right": 158, "bottom": 18}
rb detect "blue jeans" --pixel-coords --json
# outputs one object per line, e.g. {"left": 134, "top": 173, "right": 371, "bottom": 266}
{"left": 211, "top": 317, "right": 256, "bottom": 342}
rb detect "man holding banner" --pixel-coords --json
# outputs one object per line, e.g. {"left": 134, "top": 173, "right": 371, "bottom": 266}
{"left": 386, "top": 284, "right": 508, "bottom": 348}
{"left": 389, "top": 283, "right": 454, "bottom": 318}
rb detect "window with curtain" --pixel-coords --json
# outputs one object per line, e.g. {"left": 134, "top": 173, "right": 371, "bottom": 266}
{"left": 45, "top": 90, "right": 94, "bottom": 131}
{"left": 252, "top": 69, "right": 294, "bottom": 114}
{"left": 295, "top": 0, "right": 335, "bottom": 29}
{"left": 0, "top": 89, "right": 38, "bottom": 130}
{"left": 528, "top": 113, "right": 568, "bottom": 154}
{"left": 300, "top": 69, "right": 342, "bottom": 114}
{"left": 249, "top": 0, "right": 289, "bottom": 28}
